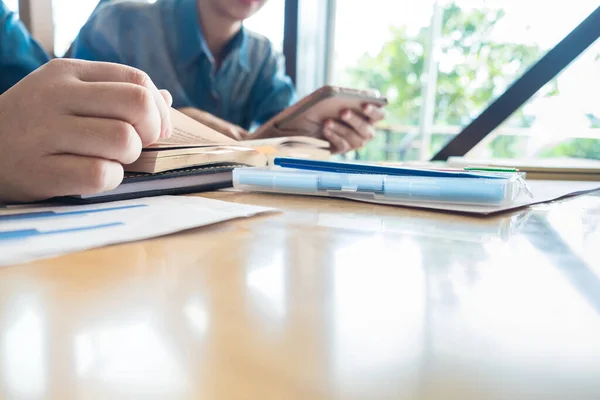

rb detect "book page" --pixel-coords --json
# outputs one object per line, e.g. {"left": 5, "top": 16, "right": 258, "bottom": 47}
{"left": 244, "top": 136, "right": 330, "bottom": 148}
{"left": 148, "top": 108, "right": 239, "bottom": 148}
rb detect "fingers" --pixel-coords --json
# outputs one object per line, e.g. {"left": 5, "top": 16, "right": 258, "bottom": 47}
{"left": 160, "top": 90, "right": 173, "bottom": 107}
{"left": 323, "top": 120, "right": 365, "bottom": 154}
{"left": 225, "top": 126, "right": 251, "bottom": 141}
{"left": 40, "top": 154, "right": 124, "bottom": 197}
{"left": 63, "top": 59, "right": 135, "bottom": 83}
{"left": 237, "top": 130, "right": 251, "bottom": 140}
{"left": 323, "top": 129, "right": 350, "bottom": 154}
{"left": 52, "top": 59, "right": 172, "bottom": 143}
{"left": 340, "top": 110, "right": 375, "bottom": 141}
{"left": 362, "top": 104, "right": 385, "bottom": 122}
{"left": 65, "top": 82, "right": 166, "bottom": 147}
{"left": 49, "top": 117, "right": 142, "bottom": 165}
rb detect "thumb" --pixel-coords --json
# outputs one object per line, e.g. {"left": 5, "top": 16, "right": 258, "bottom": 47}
{"left": 159, "top": 90, "right": 173, "bottom": 107}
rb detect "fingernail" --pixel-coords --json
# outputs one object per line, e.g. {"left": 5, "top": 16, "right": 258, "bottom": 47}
{"left": 162, "top": 90, "right": 173, "bottom": 107}
{"left": 342, "top": 111, "right": 351, "bottom": 121}
{"left": 326, "top": 120, "right": 335, "bottom": 129}
{"left": 364, "top": 105, "right": 374, "bottom": 115}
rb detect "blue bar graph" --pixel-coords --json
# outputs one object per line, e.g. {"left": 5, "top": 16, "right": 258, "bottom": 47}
{"left": 0, "top": 204, "right": 146, "bottom": 222}
{"left": 0, "top": 222, "right": 124, "bottom": 242}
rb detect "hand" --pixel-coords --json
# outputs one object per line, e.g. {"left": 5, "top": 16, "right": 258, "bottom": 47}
{"left": 178, "top": 107, "right": 250, "bottom": 141}
{"left": 322, "top": 104, "right": 385, "bottom": 154}
{"left": 0, "top": 59, "right": 173, "bottom": 203}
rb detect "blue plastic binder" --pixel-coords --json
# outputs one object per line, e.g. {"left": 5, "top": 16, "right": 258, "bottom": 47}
{"left": 272, "top": 157, "right": 509, "bottom": 179}
{"left": 233, "top": 158, "right": 529, "bottom": 206}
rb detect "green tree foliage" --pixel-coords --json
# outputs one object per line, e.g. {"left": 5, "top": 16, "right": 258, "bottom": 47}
{"left": 340, "top": 2, "right": 598, "bottom": 161}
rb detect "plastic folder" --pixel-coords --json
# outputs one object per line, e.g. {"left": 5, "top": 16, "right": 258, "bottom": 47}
{"left": 233, "top": 158, "right": 530, "bottom": 206}
{"left": 272, "top": 157, "right": 511, "bottom": 179}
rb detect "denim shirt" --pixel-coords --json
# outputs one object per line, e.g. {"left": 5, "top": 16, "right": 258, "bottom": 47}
{"left": 0, "top": 1, "right": 50, "bottom": 94}
{"left": 70, "top": 0, "right": 296, "bottom": 130}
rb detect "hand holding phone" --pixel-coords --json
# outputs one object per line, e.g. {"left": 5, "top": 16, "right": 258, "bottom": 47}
{"left": 323, "top": 102, "right": 386, "bottom": 154}
{"left": 253, "top": 86, "right": 387, "bottom": 154}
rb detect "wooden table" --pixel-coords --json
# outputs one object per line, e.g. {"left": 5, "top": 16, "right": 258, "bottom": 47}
{"left": 1, "top": 190, "right": 599, "bottom": 399}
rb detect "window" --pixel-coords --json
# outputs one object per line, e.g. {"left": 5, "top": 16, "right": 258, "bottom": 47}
{"left": 4, "top": 0, "right": 18, "bottom": 12}
{"left": 52, "top": 0, "right": 101, "bottom": 56}
{"left": 330, "top": 0, "right": 600, "bottom": 161}
{"left": 244, "top": 0, "right": 285, "bottom": 53}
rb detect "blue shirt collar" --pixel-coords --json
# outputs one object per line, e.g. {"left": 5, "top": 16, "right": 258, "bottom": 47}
{"left": 227, "top": 27, "right": 250, "bottom": 71}
{"left": 172, "top": 0, "right": 250, "bottom": 71}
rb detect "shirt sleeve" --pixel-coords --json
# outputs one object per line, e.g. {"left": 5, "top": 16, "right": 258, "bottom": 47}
{"left": 249, "top": 46, "right": 297, "bottom": 126}
{"left": 0, "top": 1, "right": 50, "bottom": 94}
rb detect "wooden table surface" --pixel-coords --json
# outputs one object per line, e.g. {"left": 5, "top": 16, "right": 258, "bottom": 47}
{"left": 1, "top": 190, "right": 599, "bottom": 400}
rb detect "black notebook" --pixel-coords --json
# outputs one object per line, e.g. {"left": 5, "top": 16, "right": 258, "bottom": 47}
{"left": 64, "top": 164, "right": 240, "bottom": 204}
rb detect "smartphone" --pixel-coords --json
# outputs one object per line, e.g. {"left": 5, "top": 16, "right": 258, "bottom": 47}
{"left": 253, "top": 86, "right": 388, "bottom": 139}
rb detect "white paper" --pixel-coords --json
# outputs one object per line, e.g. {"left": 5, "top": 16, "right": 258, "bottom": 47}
{"left": 341, "top": 180, "right": 600, "bottom": 215}
{"left": 0, "top": 196, "right": 274, "bottom": 267}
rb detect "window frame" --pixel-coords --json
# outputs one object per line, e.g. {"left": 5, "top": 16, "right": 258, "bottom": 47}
{"left": 18, "top": 0, "right": 54, "bottom": 55}
{"left": 284, "top": 0, "right": 337, "bottom": 97}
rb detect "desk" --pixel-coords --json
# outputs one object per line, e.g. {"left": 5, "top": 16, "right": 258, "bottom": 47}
{"left": 1, "top": 191, "right": 599, "bottom": 399}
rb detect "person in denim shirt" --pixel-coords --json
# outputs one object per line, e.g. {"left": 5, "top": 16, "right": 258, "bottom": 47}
{"left": 0, "top": 1, "right": 174, "bottom": 202}
{"left": 71, "top": 0, "right": 385, "bottom": 153}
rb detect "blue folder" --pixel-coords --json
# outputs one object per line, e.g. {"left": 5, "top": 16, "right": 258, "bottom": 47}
{"left": 233, "top": 158, "right": 525, "bottom": 206}
{"left": 272, "top": 157, "right": 510, "bottom": 179}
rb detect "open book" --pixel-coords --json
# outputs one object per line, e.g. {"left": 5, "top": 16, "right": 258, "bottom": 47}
{"left": 127, "top": 109, "right": 331, "bottom": 173}
{"left": 64, "top": 109, "right": 330, "bottom": 203}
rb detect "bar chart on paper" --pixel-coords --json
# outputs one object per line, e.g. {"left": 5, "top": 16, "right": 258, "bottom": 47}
{"left": 0, "top": 196, "right": 274, "bottom": 267}
{"left": 0, "top": 204, "right": 146, "bottom": 241}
